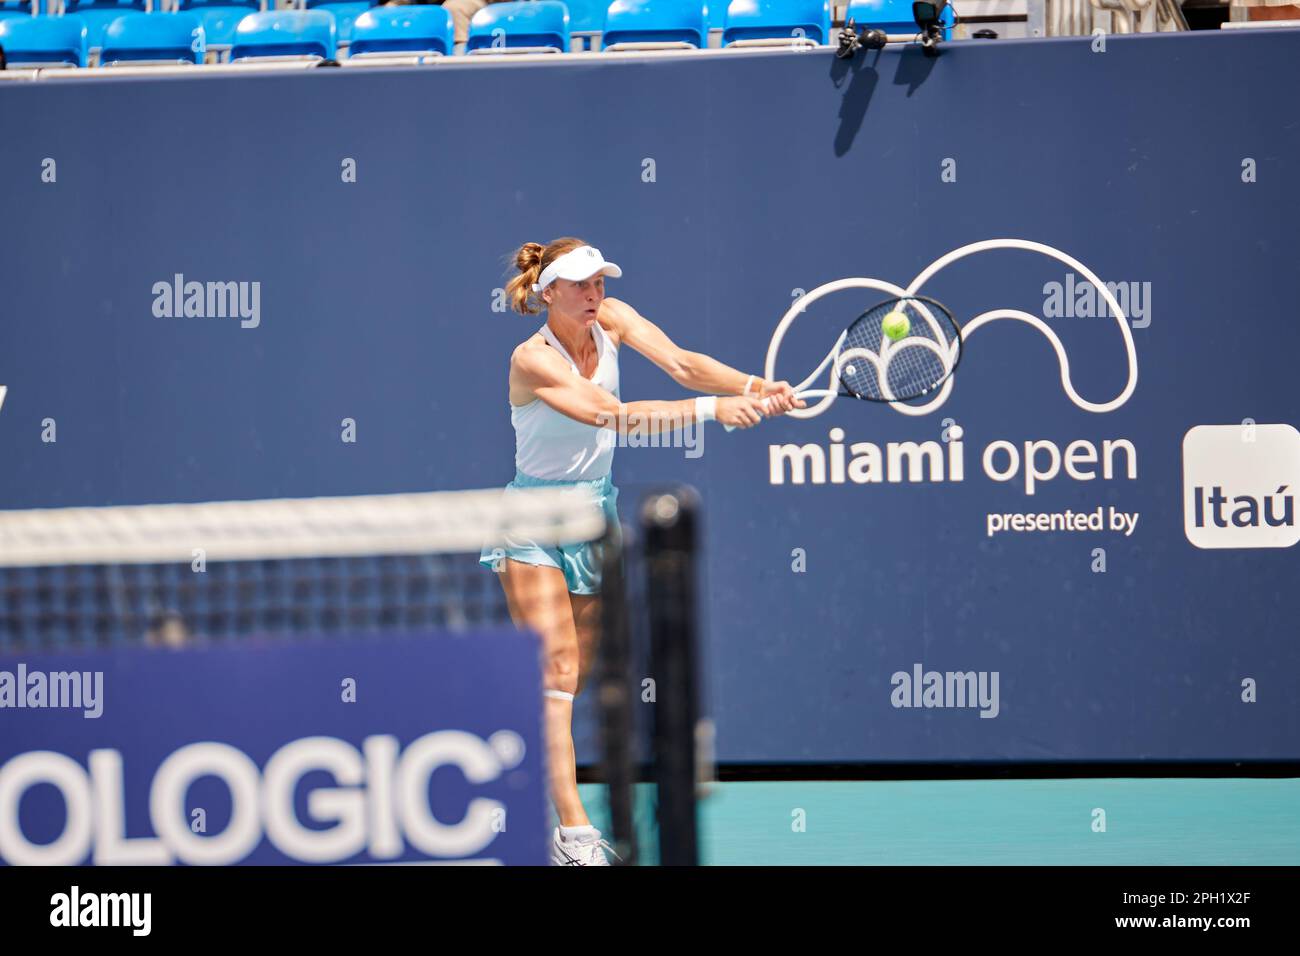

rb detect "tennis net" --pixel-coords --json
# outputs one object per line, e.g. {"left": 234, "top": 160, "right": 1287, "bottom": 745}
{"left": 0, "top": 484, "right": 701, "bottom": 866}
{"left": 0, "top": 488, "right": 606, "bottom": 651}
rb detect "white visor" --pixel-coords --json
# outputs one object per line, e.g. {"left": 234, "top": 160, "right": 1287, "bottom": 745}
{"left": 532, "top": 245, "right": 623, "bottom": 293}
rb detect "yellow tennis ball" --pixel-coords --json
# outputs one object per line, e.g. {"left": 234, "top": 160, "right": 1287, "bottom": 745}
{"left": 881, "top": 310, "right": 910, "bottom": 342}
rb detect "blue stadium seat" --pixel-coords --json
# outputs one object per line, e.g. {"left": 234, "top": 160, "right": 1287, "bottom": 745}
{"left": 721, "top": 0, "right": 828, "bottom": 46}
{"left": 99, "top": 11, "right": 204, "bottom": 64}
{"left": 0, "top": 1, "right": 35, "bottom": 22}
{"left": 347, "top": 5, "right": 453, "bottom": 58}
{"left": 174, "top": 0, "right": 258, "bottom": 49}
{"left": 229, "top": 9, "right": 336, "bottom": 61}
{"left": 844, "top": 0, "right": 951, "bottom": 38}
{"left": 0, "top": 13, "right": 87, "bottom": 65}
{"left": 62, "top": 0, "right": 148, "bottom": 52}
{"left": 601, "top": 0, "right": 708, "bottom": 50}
{"left": 466, "top": 0, "right": 569, "bottom": 54}
{"left": 303, "top": 0, "right": 375, "bottom": 45}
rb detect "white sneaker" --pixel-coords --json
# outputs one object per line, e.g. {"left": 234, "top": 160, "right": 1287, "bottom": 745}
{"left": 551, "top": 826, "right": 620, "bottom": 866}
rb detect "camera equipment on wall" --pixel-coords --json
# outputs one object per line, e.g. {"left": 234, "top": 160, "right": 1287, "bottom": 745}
{"left": 835, "top": 1, "right": 953, "bottom": 59}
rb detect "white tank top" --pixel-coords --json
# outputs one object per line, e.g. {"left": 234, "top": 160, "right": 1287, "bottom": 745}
{"left": 512, "top": 320, "right": 620, "bottom": 480}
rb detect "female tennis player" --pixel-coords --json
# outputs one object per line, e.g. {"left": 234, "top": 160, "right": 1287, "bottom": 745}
{"left": 480, "top": 237, "right": 801, "bottom": 865}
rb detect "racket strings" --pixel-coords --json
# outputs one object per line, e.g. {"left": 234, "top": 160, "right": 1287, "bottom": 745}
{"left": 838, "top": 297, "right": 959, "bottom": 402}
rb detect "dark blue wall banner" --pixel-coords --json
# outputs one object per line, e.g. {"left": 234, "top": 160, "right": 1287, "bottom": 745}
{"left": 0, "top": 634, "right": 547, "bottom": 864}
{"left": 1, "top": 30, "right": 1297, "bottom": 763}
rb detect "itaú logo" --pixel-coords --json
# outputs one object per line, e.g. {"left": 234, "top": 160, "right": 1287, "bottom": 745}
{"left": 0, "top": 731, "right": 526, "bottom": 866}
{"left": 1183, "top": 424, "right": 1300, "bottom": 549}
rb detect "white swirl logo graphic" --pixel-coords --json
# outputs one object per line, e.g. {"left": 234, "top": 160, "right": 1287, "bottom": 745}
{"left": 765, "top": 239, "right": 1139, "bottom": 418}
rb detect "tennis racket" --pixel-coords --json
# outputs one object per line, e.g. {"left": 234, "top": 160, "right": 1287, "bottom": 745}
{"left": 725, "top": 294, "right": 963, "bottom": 429}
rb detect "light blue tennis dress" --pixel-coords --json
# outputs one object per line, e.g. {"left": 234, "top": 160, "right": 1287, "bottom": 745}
{"left": 479, "top": 320, "right": 621, "bottom": 594}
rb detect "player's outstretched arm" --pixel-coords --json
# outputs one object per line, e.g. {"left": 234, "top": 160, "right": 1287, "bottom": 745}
{"left": 599, "top": 298, "right": 804, "bottom": 415}
{"left": 512, "top": 342, "right": 766, "bottom": 432}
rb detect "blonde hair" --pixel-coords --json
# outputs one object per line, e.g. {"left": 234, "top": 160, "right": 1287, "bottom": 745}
{"left": 505, "top": 237, "right": 589, "bottom": 316}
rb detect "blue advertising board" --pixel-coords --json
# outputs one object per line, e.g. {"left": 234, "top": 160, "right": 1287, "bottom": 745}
{"left": 0, "top": 30, "right": 1297, "bottom": 764}
{"left": 0, "top": 633, "right": 547, "bottom": 865}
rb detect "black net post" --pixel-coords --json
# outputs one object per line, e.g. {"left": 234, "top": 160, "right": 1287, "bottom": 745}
{"left": 641, "top": 487, "right": 701, "bottom": 866}
{"left": 597, "top": 519, "right": 637, "bottom": 865}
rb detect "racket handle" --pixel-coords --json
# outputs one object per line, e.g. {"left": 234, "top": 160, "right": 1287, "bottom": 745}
{"left": 723, "top": 396, "right": 772, "bottom": 432}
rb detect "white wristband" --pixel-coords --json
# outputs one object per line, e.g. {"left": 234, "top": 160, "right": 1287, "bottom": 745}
{"left": 743, "top": 374, "right": 756, "bottom": 396}
{"left": 695, "top": 396, "right": 717, "bottom": 423}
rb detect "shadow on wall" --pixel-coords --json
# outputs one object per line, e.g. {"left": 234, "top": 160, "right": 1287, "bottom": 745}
{"left": 830, "top": 47, "right": 938, "bottom": 157}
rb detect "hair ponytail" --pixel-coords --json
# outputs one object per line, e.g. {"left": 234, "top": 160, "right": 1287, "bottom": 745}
{"left": 504, "top": 237, "right": 588, "bottom": 316}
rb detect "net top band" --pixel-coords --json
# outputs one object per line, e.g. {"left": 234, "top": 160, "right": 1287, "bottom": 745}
{"left": 0, "top": 488, "right": 607, "bottom": 567}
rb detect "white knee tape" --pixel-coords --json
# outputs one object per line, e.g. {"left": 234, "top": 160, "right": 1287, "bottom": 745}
{"left": 543, "top": 689, "right": 575, "bottom": 703}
